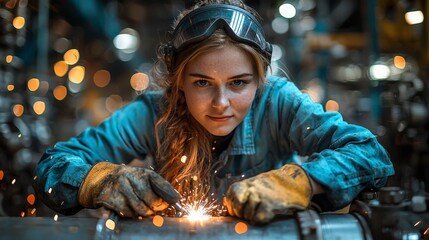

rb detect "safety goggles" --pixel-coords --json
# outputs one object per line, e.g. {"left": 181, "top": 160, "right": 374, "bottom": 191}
{"left": 171, "top": 4, "right": 272, "bottom": 61}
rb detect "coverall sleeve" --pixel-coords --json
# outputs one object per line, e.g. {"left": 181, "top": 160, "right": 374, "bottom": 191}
{"left": 33, "top": 93, "right": 159, "bottom": 215}
{"left": 273, "top": 78, "right": 394, "bottom": 210}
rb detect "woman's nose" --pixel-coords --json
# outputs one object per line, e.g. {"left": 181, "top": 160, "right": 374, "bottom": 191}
{"left": 212, "top": 87, "right": 230, "bottom": 109}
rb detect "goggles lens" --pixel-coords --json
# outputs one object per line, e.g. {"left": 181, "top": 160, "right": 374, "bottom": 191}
{"left": 172, "top": 4, "right": 272, "bottom": 59}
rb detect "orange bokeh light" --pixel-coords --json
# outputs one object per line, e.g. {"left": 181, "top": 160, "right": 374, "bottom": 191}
{"left": 0, "top": 170, "right": 4, "bottom": 180}
{"left": 106, "top": 219, "right": 116, "bottom": 231}
{"left": 13, "top": 104, "right": 24, "bottom": 117}
{"left": 53, "top": 86, "right": 67, "bottom": 101}
{"left": 130, "top": 72, "right": 149, "bottom": 91}
{"left": 64, "top": 49, "right": 80, "bottom": 65}
{"left": 27, "top": 194, "right": 35, "bottom": 205}
{"left": 28, "top": 78, "right": 40, "bottom": 92}
{"left": 93, "top": 69, "right": 111, "bottom": 87}
{"left": 54, "top": 61, "right": 69, "bottom": 77}
{"left": 13, "top": 16, "right": 25, "bottom": 29}
{"left": 68, "top": 66, "right": 85, "bottom": 84}
{"left": 325, "top": 100, "right": 339, "bottom": 112}
{"left": 152, "top": 215, "right": 164, "bottom": 227}
{"left": 394, "top": 56, "right": 406, "bottom": 69}
{"left": 235, "top": 222, "right": 248, "bottom": 234}
{"left": 6, "top": 55, "right": 13, "bottom": 63}
{"left": 33, "top": 101, "right": 46, "bottom": 115}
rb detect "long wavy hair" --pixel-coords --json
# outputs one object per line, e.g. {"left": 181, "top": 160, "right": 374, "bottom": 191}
{"left": 152, "top": 0, "right": 270, "bottom": 196}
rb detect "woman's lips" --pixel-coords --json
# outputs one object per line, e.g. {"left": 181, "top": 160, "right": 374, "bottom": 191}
{"left": 208, "top": 115, "right": 232, "bottom": 122}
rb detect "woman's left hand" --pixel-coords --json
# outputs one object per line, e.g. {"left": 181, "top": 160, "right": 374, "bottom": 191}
{"left": 223, "top": 164, "right": 312, "bottom": 224}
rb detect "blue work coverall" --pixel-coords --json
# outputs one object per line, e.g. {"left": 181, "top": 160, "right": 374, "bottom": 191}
{"left": 33, "top": 76, "right": 394, "bottom": 215}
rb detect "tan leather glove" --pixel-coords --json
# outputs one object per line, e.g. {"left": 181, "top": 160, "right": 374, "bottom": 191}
{"left": 223, "top": 164, "right": 312, "bottom": 224}
{"left": 78, "top": 162, "right": 180, "bottom": 218}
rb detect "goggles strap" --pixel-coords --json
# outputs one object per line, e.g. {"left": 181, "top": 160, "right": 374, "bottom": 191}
{"left": 162, "top": 42, "right": 175, "bottom": 72}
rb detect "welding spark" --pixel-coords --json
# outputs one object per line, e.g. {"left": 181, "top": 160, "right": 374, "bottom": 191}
{"left": 424, "top": 227, "right": 429, "bottom": 236}
{"left": 179, "top": 187, "right": 226, "bottom": 221}
{"left": 185, "top": 205, "right": 210, "bottom": 221}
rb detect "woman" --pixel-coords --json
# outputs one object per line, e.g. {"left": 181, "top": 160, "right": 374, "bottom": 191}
{"left": 33, "top": 0, "right": 394, "bottom": 224}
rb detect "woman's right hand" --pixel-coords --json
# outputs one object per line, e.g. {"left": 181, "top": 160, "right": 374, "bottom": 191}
{"left": 78, "top": 162, "right": 180, "bottom": 218}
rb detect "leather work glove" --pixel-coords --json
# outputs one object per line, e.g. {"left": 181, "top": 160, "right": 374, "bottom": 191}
{"left": 78, "top": 162, "right": 181, "bottom": 218}
{"left": 223, "top": 164, "right": 312, "bottom": 224}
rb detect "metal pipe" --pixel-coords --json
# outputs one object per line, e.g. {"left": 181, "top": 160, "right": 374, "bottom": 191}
{"left": 94, "top": 210, "right": 371, "bottom": 240}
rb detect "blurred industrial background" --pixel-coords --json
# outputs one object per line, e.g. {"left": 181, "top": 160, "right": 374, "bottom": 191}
{"left": 0, "top": 0, "right": 428, "bottom": 219}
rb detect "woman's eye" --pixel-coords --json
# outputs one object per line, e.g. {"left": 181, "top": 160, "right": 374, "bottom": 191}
{"left": 195, "top": 80, "right": 209, "bottom": 87}
{"left": 231, "top": 80, "right": 246, "bottom": 86}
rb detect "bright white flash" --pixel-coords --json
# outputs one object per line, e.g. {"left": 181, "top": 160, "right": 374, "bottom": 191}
{"left": 187, "top": 207, "right": 210, "bottom": 221}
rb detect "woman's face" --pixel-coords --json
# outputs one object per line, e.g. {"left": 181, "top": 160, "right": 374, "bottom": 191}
{"left": 181, "top": 43, "right": 258, "bottom": 136}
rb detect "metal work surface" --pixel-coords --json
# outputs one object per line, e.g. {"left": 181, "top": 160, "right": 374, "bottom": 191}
{"left": 0, "top": 213, "right": 369, "bottom": 240}
{"left": 0, "top": 216, "right": 98, "bottom": 240}
{"left": 94, "top": 212, "right": 369, "bottom": 240}
{"left": 104, "top": 216, "right": 300, "bottom": 240}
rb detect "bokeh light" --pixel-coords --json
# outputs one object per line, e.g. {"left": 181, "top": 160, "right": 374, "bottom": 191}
{"left": 369, "top": 63, "right": 390, "bottom": 80}
{"left": 54, "top": 61, "right": 69, "bottom": 77}
{"left": 152, "top": 215, "right": 164, "bottom": 227}
{"left": 394, "top": 56, "right": 406, "bottom": 70}
{"left": 105, "top": 95, "right": 123, "bottom": 113}
{"left": 113, "top": 28, "right": 140, "bottom": 53}
{"left": 64, "top": 49, "right": 80, "bottom": 65}
{"left": 28, "top": 78, "right": 40, "bottom": 92}
{"left": 13, "top": 104, "right": 24, "bottom": 117}
{"left": 6, "top": 55, "right": 13, "bottom": 63}
{"left": 39, "top": 81, "right": 50, "bottom": 95}
{"left": 7, "top": 84, "right": 15, "bottom": 91}
{"left": 5, "top": 0, "right": 17, "bottom": 8}
{"left": 325, "top": 100, "right": 340, "bottom": 112}
{"left": 33, "top": 101, "right": 46, "bottom": 115}
{"left": 12, "top": 16, "right": 25, "bottom": 29}
{"left": 93, "top": 69, "right": 111, "bottom": 87}
{"left": 54, "top": 38, "right": 71, "bottom": 53}
{"left": 130, "top": 72, "right": 149, "bottom": 91}
{"left": 68, "top": 66, "right": 85, "bottom": 84}
{"left": 235, "top": 222, "right": 248, "bottom": 234}
{"left": 106, "top": 219, "right": 116, "bottom": 231}
{"left": 405, "top": 10, "right": 424, "bottom": 25}
{"left": 272, "top": 17, "right": 289, "bottom": 34}
{"left": 53, "top": 86, "right": 68, "bottom": 101}
{"left": 279, "top": 3, "right": 296, "bottom": 19}
{"left": 27, "top": 194, "right": 35, "bottom": 205}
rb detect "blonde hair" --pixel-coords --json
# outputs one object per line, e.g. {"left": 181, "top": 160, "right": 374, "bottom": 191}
{"left": 152, "top": 0, "right": 270, "bottom": 196}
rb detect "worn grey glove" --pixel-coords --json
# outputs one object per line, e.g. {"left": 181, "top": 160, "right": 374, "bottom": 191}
{"left": 78, "top": 162, "right": 180, "bottom": 218}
